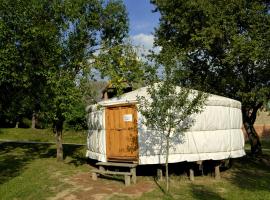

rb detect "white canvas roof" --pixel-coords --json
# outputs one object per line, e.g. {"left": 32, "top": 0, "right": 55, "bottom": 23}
{"left": 86, "top": 85, "right": 241, "bottom": 111}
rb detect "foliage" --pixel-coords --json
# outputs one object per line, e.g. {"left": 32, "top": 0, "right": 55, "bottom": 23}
{"left": 0, "top": 0, "right": 62, "bottom": 124}
{"left": 138, "top": 50, "right": 207, "bottom": 192}
{"left": 79, "top": 80, "right": 107, "bottom": 104}
{"left": 20, "top": 118, "right": 32, "bottom": 128}
{"left": 0, "top": 0, "right": 129, "bottom": 159}
{"left": 64, "top": 103, "right": 88, "bottom": 131}
{"left": 151, "top": 0, "right": 270, "bottom": 154}
{"left": 93, "top": 41, "right": 146, "bottom": 95}
{"left": 0, "top": 0, "right": 128, "bottom": 120}
{"left": 138, "top": 83, "right": 206, "bottom": 134}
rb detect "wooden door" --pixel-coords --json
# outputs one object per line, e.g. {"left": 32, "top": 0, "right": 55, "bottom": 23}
{"left": 105, "top": 105, "right": 138, "bottom": 161}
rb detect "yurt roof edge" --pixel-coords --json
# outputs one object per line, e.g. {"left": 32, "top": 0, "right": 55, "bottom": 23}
{"left": 86, "top": 85, "right": 241, "bottom": 112}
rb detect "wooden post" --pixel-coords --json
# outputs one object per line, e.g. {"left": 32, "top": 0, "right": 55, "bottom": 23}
{"left": 215, "top": 165, "right": 221, "bottom": 180}
{"left": 157, "top": 168, "right": 163, "bottom": 181}
{"left": 99, "top": 166, "right": 105, "bottom": 171}
{"left": 124, "top": 175, "right": 131, "bottom": 186}
{"left": 189, "top": 168, "right": 195, "bottom": 181}
{"left": 198, "top": 161, "right": 204, "bottom": 176}
{"left": 92, "top": 172, "right": 97, "bottom": 180}
{"left": 131, "top": 168, "right": 136, "bottom": 184}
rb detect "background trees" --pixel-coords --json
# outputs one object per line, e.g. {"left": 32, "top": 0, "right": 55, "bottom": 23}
{"left": 0, "top": 0, "right": 129, "bottom": 161}
{"left": 151, "top": 0, "right": 270, "bottom": 154}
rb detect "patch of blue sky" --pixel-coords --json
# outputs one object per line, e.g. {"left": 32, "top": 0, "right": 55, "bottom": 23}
{"left": 124, "top": 0, "right": 160, "bottom": 54}
{"left": 124, "top": 0, "right": 159, "bottom": 35}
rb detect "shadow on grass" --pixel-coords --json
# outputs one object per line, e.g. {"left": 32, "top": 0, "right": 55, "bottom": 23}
{"left": 0, "top": 142, "right": 51, "bottom": 184}
{"left": 228, "top": 154, "right": 270, "bottom": 193}
{"left": 227, "top": 139, "right": 270, "bottom": 193}
{"left": 191, "top": 185, "right": 225, "bottom": 200}
{"left": 64, "top": 144, "right": 87, "bottom": 166}
{"left": 153, "top": 177, "right": 167, "bottom": 195}
{"left": 0, "top": 142, "right": 87, "bottom": 185}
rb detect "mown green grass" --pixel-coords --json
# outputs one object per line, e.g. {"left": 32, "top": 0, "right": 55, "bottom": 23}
{"left": 130, "top": 158, "right": 270, "bottom": 200}
{"left": 111, "top": 141, "right": 270, "bottom": 200}
{"left": 1, "top": 128, "right": 270, "bottom": 200}
{"left": 0, "top": 142, "right": 89, "bottom": 200}
{"left": 0, "top": 128, "right": 87, "bottom": 144}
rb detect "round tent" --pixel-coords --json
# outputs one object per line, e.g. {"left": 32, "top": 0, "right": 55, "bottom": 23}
{"left": 86, "top": 86, "right": 245, "bottom": 165}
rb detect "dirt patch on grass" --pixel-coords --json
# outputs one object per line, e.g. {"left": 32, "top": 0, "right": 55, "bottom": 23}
{"left": 50, "top": 172, "right": 155, "bottom": 200}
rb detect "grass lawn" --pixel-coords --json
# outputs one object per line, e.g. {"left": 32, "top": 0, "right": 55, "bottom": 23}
{"left": 0, "top": 128, "right": 87, "bottom": 144}
{"left": 1, "top": 128, "right": 270, "bottom": 200}
{"left": 129, "top": 157, "right": 270, "bottom": 200}
{"left": 0, "top": 142, "right": 89, "bottom": 200}
{"left": 111, "top": 141, "right": 270, "bottom": 200}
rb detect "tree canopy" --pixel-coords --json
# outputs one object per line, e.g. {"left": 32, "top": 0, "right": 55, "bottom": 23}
{"left": 0, "top": 0, "right": 129, "bottom": 160}
{"left": 151, "top": 0, "right": 270, "bottom": 154}
{"left": 93, "top": 41, "right": 146, "bottom": 94}
{"left": 0, "top": 0, "right": 128, "bottom": 118}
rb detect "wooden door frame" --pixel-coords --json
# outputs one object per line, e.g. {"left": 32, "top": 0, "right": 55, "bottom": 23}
{"left": 105, "top": 104, "right": 139, "bottom": 162}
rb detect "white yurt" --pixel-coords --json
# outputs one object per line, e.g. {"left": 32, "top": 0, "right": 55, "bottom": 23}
{"left": 86, "top": 85, "right": 245, "bottom": 164}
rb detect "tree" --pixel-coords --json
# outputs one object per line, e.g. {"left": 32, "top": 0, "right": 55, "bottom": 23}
{"left": 46, "top": 71, "right": 84, "bottom": 161}
{"left": 0, "top": 0, "right": 54, "bottom": 127}
{"left": 93, "top": 41, "right": 146, "bottom": 93}
{"left": 138, "top": 50, "right": 207, "bottom": 192}
{"left": 151, "top": 0, "right": 270, "bottom": 155}
{"left": 0, "top": 0, "right": 129, "bottom": 161}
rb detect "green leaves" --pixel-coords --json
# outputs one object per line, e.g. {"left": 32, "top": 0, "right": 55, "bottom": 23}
{"left": 93, "top": 41, "right": 145, "bottom": 95}
{"left": 0, "top": 0, "right": 129, "bottom": 128}
{"left": 152, "top": 0, "right": 270, "bottom": 109}
{"left": 138, "top": 46, "right": 207, "bottom": 137}
{"left": 138, "top": 83, "right": 207, "bottom": 137}
{"left": 101, "top": 0, "right": 128, "bottom": 45}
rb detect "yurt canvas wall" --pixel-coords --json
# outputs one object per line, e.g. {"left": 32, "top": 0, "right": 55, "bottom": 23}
{"left": 86, "top": 86, "right": 245, "bottom": 164}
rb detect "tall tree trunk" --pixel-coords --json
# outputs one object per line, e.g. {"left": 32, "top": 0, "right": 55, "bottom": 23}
{"left": 56, "top": 129, "right": 63, "bottom": 161}
{"left": 54, "top": 120, "right": 64, "bottom": 161}
{"left": 165, "top": 135, "right": 170, "bottom": 193}
{"left": 242, "top": 103, "right": 262, "bottom": 155}
{"left": 31, "top": 112, "right": 36, "bottom": 129}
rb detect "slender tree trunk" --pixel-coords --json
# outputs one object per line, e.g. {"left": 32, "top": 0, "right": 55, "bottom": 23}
{"left": 56, "top": 129, "right": 63, "bottom": 161}
{"left": 31, "top": 112, "right": 36, "bottom": 129}
{"left": 165, "top": 135, "right": 170, "bottom": 193}
{"left": 15, "top": 121, "right": 19, "bottom": 128}
{"left": 242, "top": 103, "right": 262, "bottom": 155}
{"left": 54, "top": 120, "right": 64, "bottom": 161}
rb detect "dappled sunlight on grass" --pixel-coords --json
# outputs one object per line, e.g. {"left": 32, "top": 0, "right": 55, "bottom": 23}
{"left": 1, "top": 131, "right": 270, "bottom": 200}
{"left": 0, "top": 142, "right": 89, "bottom": 200}
{"left": 112, "top": 144, "right": 270, "bottom": 200}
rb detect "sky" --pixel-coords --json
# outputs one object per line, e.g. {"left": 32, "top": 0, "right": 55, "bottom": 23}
{"left": 92, "top": 1, "right": 160, "bottom": 79}
{"left": 123, "top": 0, "right": 160, "bottom": 52}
